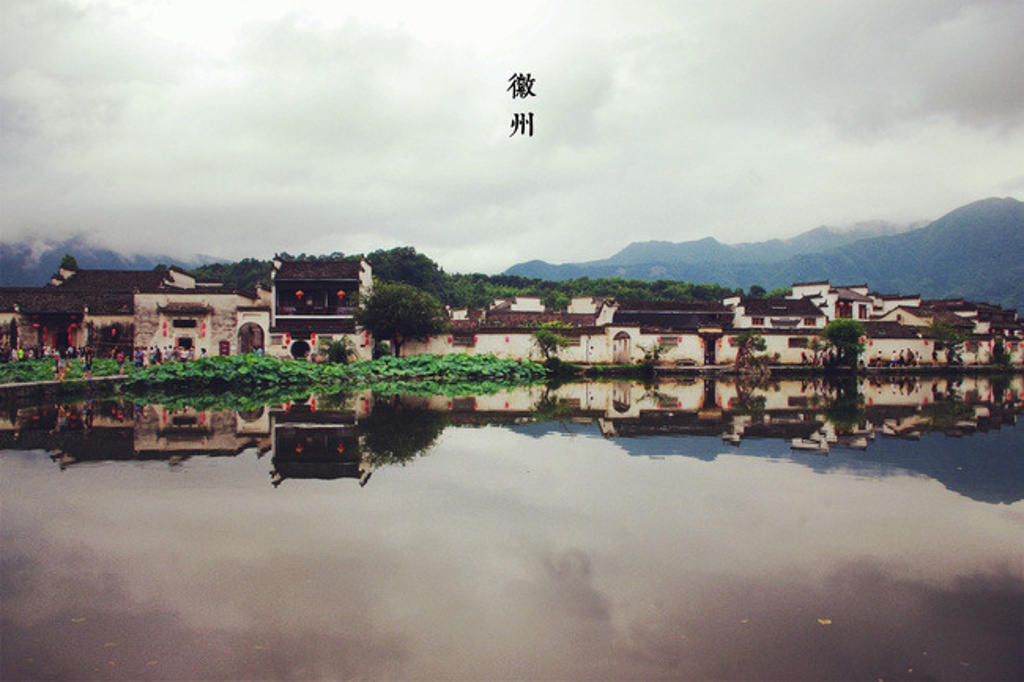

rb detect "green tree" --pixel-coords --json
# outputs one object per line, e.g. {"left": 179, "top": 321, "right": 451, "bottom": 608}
{"left": 733, "top": 330, "right": 767, "bottom": 372}
{"left": 823, "top": 319, "right": 866, "bottom": 368}
{"left": 991, "top": 337, "right": 1011, "bottom": 368}
{"left": 60, "top": 253, "right": 78, "bottom": 270}
{"left": 366, "top": 247, "right": 447, "bottom": 300}
{"left": 532, "top": 322, "right": 570, "bottom": 360}
{"left": 924, "top": 320, "right": 970, "bottom": 364}
{"left": 359, "top": 397, "right": 449, "bottom": 467}
{"left": 356, "top": 281, "right": 449, "bottom": 357}
{"left": 319, "top": 337, "right": 355, "bottom": 364}
{"left": 747, "top": 284, "right": 767, "bottom": 298}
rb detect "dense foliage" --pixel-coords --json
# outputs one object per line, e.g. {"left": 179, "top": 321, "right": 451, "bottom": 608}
{"left": 356, "top": 282, "right": 450, "bottom": 356}
{"left": 119, "top": 354, "right": 548, "bottom": 403}
{"left": 191, "top": 247, "right": 744, "bottom": 308}
{"left": 0, "top": 358, "right": 126, "bottom": 384}
{"left": 532, "top": 322, "right": 571, "bottom": 360}
{"left": 823, "top": 319, "right": 866, "bottom": 368}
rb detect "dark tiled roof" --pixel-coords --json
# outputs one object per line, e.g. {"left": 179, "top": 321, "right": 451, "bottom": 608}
{"left": 833, "top": 287, "right": 874, "bottom": 302}
{"left": 473, "top": 324, "right": 605, "bottom": 338}
{"left": 861, "top": 321, "right": 922, "bottom": 339}
{"left": 483, "top": 311, "right": 596, "bottom": 327}
{"left": 157, "top": 303, "right": 213, "bottom": 315}
{"left": 270, "top": 318, "right": 357, "bottom": 334}
{"left": 49, "top": 269, "right": 173, "bottom": 292}
{"left": 0, "top": 288, "right": 134, "bottom": 315}
{"left": 739, "top": 298, "right": 824, "bottom": 317}
{"left": 274, "top": 260, "right": 362, "bottom": 280}
{"left": 876, "top": 293, "right": 921, "bottom": 300}
{"left": 617, "top": 300, "right": 730, "bottom": 313}
{"left": 904, "top": 307, "right": 975, "bottom": 328}
{"left": 613, "top": 311, "right": 731, "bottom": 330}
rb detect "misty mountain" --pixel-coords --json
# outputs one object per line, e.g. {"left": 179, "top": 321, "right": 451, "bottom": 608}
{"left": 0, "top": 236, "right": 212, "bottom": 286}
{"left": 506, "top": 198, "right": 1024, "bottom": 310}
{"left": 599, "top": 220, "right": 917, "bottom": 267}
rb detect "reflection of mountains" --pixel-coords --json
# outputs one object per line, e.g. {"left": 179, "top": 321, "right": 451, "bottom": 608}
{"left": 1, "top": 375, "right": 1020, "bottom": 502}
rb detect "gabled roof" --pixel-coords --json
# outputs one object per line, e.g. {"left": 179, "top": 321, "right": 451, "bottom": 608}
{"left": 875, "top": 293, "right": 921, "bottom": 301}
{"left": 269, "top": 318, "right": 356, "bottom": 334}
{"left": 833, "top": 287, "right": 874, "bottom": 302}
{"left": 0, "top": 288, "right": 134, "bottom": 315}
{"left": 482, "top": 311, "right": 596, "bottom": 327}
{"left": 274, "top": 260, "right": 362, "bottom": 280}
{"left": 861, "top": 321, "right": 921, "bottom": 339}
{"left": 617, "top": 300, "right": 730, "bottom": 313}
{"left": 612, "top": 311, "right": 731, "bottom": 330}
{"left": 738, "top": 298, "right": 824, "bottom": 317}
{"left": 888, "top": 306, "right": 974, "bottom": 328}
{"left": 49, "top": 269, "right": 174, "bottom": 293}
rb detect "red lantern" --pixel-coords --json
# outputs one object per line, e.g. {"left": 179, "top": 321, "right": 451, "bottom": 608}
{"left": 295, "top": 290, "right": 304, "bottom": 299}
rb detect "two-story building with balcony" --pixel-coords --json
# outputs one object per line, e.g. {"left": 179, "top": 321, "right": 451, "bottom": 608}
{"left": 268, "top": 258, "right": 374, "bottom": 360}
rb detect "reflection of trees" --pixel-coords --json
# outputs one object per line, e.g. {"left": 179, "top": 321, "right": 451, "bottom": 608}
{"left": 359, "top": 397, "right": 449, "bottom": 467}
{"left": 823, "top": 377, "right": 865, "bottom": 434}
{"left": 921, "top": 397, "right": 973, "bottom": 429}
{"left": 532, "top": 386, "right": 579, "bottom": 421}
{"left": 733, "top": 376, "right": 772, "bottom": 415}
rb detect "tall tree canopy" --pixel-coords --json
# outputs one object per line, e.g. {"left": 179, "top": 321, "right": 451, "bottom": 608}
{"left": 366, "top": 247, "right": 447, "bottom": 300}
{"left": 823, "top": 319, "right": 866, "bottom": 368}
{"left": 356, "top": 281, "right": 448, "bottom": 356}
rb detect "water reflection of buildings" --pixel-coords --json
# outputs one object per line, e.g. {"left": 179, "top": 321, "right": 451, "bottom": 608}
{"left": 0, "top": 401, "right": 274, "bottom": 469}
{"left": 268, "top": 401, "right": 372, "bottom": 488}
{"left": 0, "top": 394, "right": 379, "bottom": 488}
{"left": 0, "top": 376, "right": 1019, "bottom": 490}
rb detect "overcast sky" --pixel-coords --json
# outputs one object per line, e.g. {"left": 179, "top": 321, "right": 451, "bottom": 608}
{"left": 3, "top": 0, "right": 1023, "bottom": 273}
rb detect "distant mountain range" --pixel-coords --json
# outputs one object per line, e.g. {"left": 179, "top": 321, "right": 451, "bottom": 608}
{"left": 507, "top": 197, "right": 1024, "bottom": 310}
{"left": 4, "top": 197, "right": 1022, "bottom": 311}
{"left": 0, "top": 236, "right": 211, "bottom": 287}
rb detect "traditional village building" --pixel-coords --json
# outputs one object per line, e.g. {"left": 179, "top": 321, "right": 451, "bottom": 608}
{"left": 723, "top": 297, "right": 826, "bottom": 330}
{"left": 789, "top": 281, "right": 874, "bottom": 321}
{"left": 1, "top": 266, "right": 270, "bottom": 357}
{"left": 4, "top": 266, "right": 1022, "bottom": 368}
{"left": 268, "top": 257, "right": 374, "bottom": 360}
{"left": 567, "top": 297, "right": 617, "bottom": 324}
{"left": 609, "top": 301, "right": 733, "bottom": 365}
{"left": 872, "top": 293, "right": 923, "bottom": 316}
{"left": 860, "top": 321, "right": 932, "bottom": 367}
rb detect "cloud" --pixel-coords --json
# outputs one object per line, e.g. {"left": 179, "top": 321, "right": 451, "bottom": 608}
{"left": 2, "top": 0, "right": 1023, "bottom": 272}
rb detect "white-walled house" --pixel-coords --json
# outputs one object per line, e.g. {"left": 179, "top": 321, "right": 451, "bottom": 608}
{"left": 789, "top": 281, "right": 874, "bottom": 321}
{"left": 723, "top": 297, "right": 827, "bottom": 331}
{"left": 1, "top": 266, "right": 271, "bottom": 358}
{"left": 267, "top": 258, "right": 374, "bottom": 360}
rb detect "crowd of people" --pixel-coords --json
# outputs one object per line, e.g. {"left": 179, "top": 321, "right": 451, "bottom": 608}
{"left": 0, "top": 343, "right": 212, "bottom": 381}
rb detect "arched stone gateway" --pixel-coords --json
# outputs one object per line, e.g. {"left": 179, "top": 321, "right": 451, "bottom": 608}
{"left": 290, "top": 340, "right": 310, "bottom": 359}
{"left": 238, "top": 322, "right": 264, "bottom": 354}
{"left": 612, "top": 331, "right": 632, "bottom": 364}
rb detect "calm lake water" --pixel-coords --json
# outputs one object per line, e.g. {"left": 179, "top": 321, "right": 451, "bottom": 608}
{"left": 2, "top": 376, "right": 1022, "bottom": 681}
